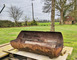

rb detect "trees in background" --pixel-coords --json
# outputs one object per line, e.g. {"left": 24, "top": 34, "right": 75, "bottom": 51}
{"left": 55, "top": 0, "right": 73, "bottom": 24}
{"left": 72, "top": 0, "right": 77, "bottom": 11}
{"left": 8, "top": 6, "right": 23, "bottom": 26}
{"left": 68, "top": 0, "right": 77, "bottom": 21}
{"left": 43, "top": 0, "right": 73, "bottom": 24}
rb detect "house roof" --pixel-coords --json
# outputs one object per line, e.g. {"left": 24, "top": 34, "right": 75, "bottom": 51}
{"left": 66, "top": 16, "right": 75, "bottom": 21}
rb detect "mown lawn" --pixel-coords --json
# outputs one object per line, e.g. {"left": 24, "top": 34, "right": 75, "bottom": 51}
{"left": 0, "top": 23, "right": 77, "bottom": 60}
{"left": 38, "top": 22, "right": 59, "bottom": 26}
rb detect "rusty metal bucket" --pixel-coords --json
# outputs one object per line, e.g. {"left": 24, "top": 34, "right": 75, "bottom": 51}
{"left": 10, "top": 31, "right": 63, "bottom": 58}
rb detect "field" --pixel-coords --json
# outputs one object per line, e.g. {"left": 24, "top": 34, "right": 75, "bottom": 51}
{"left": 0, "top": 22, "right": 77, "bottom": 60}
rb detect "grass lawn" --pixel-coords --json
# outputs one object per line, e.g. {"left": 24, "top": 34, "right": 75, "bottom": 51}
{"left": 0, "top": 23, "right": 77, "bottom": 60}
{"left": 38, "top": 22, "right": 59, "bottom": 26}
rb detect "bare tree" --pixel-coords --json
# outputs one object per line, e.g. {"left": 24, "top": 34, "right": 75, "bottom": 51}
{"left": 8, "top": 6, "right": 23, "bottom": 26}
{"left": 0, "top": 4, "right": 5, "bottom": 13}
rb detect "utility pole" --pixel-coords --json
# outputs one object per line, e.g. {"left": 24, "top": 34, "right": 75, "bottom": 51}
{"left": 0, "top": 4, "right": 5, "bottom": 14}
{"left": 31, "top": 0, "right": 35, "bottom": 21}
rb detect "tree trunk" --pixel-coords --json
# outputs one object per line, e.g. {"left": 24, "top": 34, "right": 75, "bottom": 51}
{"left": 60, "top": 9, "right": 64, "bottom": 24}
{"left": 50, "top": 0, "right": 55, "bottom": 32}
{"left": 25, "top": 21, "right": 27, "bottom": 26}
{"left": 74, "top": 0, "right": 77, "bottom": 10}
{"left": 74, "top": 0, "right": 77, "bottom": 20}
{"left": 15, "top": 20, "right": 18, "bottom": 26}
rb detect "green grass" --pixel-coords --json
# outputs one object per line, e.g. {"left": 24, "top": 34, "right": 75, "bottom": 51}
{"left": 38, "top": 22, "right": 59, "bottom": 26}
{"left": 0, "top": 23, "right": 77, "bottom": 60}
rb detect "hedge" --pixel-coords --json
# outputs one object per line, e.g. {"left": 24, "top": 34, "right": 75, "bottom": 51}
{"left": 0, "top": 20, "right": 15, "bottom": 27}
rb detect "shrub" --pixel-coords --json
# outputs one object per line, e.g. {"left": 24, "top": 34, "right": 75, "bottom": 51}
{"left": 17, "top": 22, "right": 22, "bottom": 27}
{"left": 25, "top": 20, "right": 38, "bottom": 26}
{"left": 0, "top": 20, "right": 15, "bottom": 27}
{"left": 30, "top": 20, "right": 38, "bottom": 26}
{"left": 27, "top": 22, "right": 31, "bottom": 26}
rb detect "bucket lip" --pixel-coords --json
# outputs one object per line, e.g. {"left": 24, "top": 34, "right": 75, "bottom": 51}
{"left": 20, "top": 30, "right": 62, "bottom": 33}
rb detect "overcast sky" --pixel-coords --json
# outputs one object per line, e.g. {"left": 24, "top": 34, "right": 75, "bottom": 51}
{"left": 0, "top": 0, "right": 58, "bottom": 21}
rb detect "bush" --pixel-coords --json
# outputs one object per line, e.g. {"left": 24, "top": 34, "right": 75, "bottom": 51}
{"left": 26, "top": 20, "right": 38, "bottom": 26}
{"left": 30, "top": 20, "right": 38, "bottom": 26}
{"left": 17, "top": 22, "right": 22, "bottom": 27}
{"left": 0, "top": 20, "right": 15, "bottom": 27}
{"left": 27, "top": 22, "right": 31, "bottom": 26}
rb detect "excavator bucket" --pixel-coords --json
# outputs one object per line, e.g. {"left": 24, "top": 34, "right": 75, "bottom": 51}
{"left": 10, "top": 31, "right": 63, "bottom": 58}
